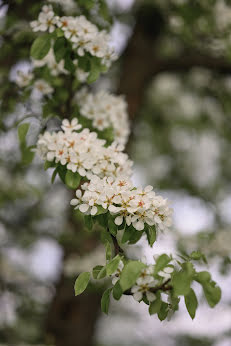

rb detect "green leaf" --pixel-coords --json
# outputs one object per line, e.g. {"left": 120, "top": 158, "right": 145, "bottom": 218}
{"left": 146, "top": 226, "right": 157, "bottom": 247}
{"left": 51, "top": 167, "right": 58, "bottom": 184}
{"left": 64, "top": 55, "right": 75, "bottom": 73}
{"left": 18, "top": 123, "right": 29, "bottom": 144}
{"left": 87, "top": 57, "right": 101, "bottom": 83}
{"left": 99, "top": 0, "right": 112, "bottom": 23}
{"left": 121, "top": 225, "right": 135, "bottom": 244}
{"left": 113, "top": 281, "right": 123, "bottom": 300}
{"left": 158, "top": 301, "right": 169, "bottom": 321}
{"left": 44, "top": 160, "right": 55, "bottom": 171}
{"left": 154, "top": 254, "right": 171, "bottom": 276}
{"left": 105, "top": 241, "right": 112, "bottom": 261}
{"left": 202, "top": 281, "right": 221, "bottom": 308}
{"left": 128, "top": 230, "right": 143, "bottom": 244}
{"left": 195, "top": 271, "right": 211, "bottom": 284}
{"left": 106, "top": 255, "right": 121, "bottom": 275}
{"left": 54, "top": 37, "right": 68, "bottom": 62}
{"left": 172, "top": 262, "right": 195, "bottom": 296}
{"left": 149, "top": 291, "right": 162, "bottom": 315}
{"left": 78, "top": 0, "right": 95, "bottom": 10}
{"left": 92, "top": 265, "right": 104, "bottom": 279}
{"left": 30, "top": 34, "right": 51, "bottom": 60}
{"left": 184, "top": 288, "right": 198, "bottom": 319}
{"left": 97, "top": 266, "right": 107, "bottom": 279}
{"left": 57, "top": 164, "right": 67, "bottom": 184}
{"left": 74, "top": 272, "right": 91, "bottom": 296}
{"left": 101, "top": 230, "right": 113, "bottom": 245}
{"left": 195, "top": 271, "right": 221, "bottom": 307}
{"left": 108, "top": 216, "right": 117, "bottom": 236}
{"left": 18, "top": 123, "right": 35, "bottom": 165}
{"left": 96, "top": 214, "right": 108, "bottom": 228}
{"left": 120, "top": 261, "right": 146, "bottom": 292}
{"left": 65, "top": 170, "right": 81, "bottom": 189}
{"left": 84, "top": 215, "right": 93, "bottom": 231}
{"left": 190, "top": 251, "right": 207, "bottom": 264}
{"left": 101, "top": 288, "right": 112, "bottom": 314}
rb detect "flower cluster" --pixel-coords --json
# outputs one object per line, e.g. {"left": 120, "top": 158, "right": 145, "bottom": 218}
{"left": 109, "top": 256, "right": 174, "bottom": 304}
{"left": 131, "top": 263, "right": 173, "bottom": 302}
{"left": 75, "top": 89, "right": 130, "bottom": 145}
{"left": 37, "top": 118, "right": 133, "bottom": 180}
{"left": 30, "top": 5, "right": 116, "bottom": 67}
{"left": 70, "top": 175, "right": 172, "bottom": 231}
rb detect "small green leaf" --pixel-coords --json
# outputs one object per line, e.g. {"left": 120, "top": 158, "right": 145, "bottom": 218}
{"left": 154, "top": 254, "right": 171, "bottom": 276}
{"left": 57, "top": 164, "right": 67, "bottom": 184}
{"left": 54, "top": 37, "right": 68, "bottom": 62}
{"left": 113, "top": 281, "right": 123, "bottom": 300}
{"left": 44, "top": 160, "right": 55, "bottom": 171}
{"left": 18, "top": 123, "right": 35, "bottom": 165}
{"left": 101, "top": 287, "right": 112, "bottom": 314}
{"left": 74, "top": 272, "right": 91, "bottom": 296}
{"left": 64, "top": 55, "right": 75, "bottom": 73}
{"left": 108, "top": 216, "right": 117, "bottom": 236}
{"left": 121, "top": 226, "right": 135, "bottom": 244}
{"left": 18, "top": 123, "right": 29, "bottom": 144}
{"left": 172, "top": 262, "right": 194, "bottom": 296}
{"left": 31, "top": 34, "right": 51, "bottom": 60}
{"left": 106, "top": 255, "right": 121, "bottom": 276}
{"left": 195, "top": 271, "right": 211, "bottom": 283}
{"left": 190, "top": 251, "right": 207, "bottom": 264}
{"left": 202, "top": 281, "right": 221, "bottom": 308}
{"left": 87, "top": 57, "right": 101, "bottom": 83}
{"left": 65, "top": 170, "right": 81, "bottom": 189}
{"left": 146, "top": 226, "right": 156, "bottom": 247}
{"left": 120, "top": 261, "right": 146, "bottom": 292}
{"left": 97, "top": 266, "right": 107, "bottom": 279}
{"left": 96, "top": 214, "right": 108, "bottom": 228}
{"left": 92, "top": 265, "right": 104, "bottom": 279}
{"left": 51, "top": 167, "right": 58, "bottom": 184}
{"left": 158, "top": 301, "right": 169, "bottom": 321}
{"left": 149, "top": 291, "right": 162, "bottom": 315}
{"left": 184, "top": 288, "right": 198, "bottom": 319}
{"left": 84, "top": 215, "right": 93, "bottom": 231}
{"left": 105, "top": 241, "right": 112, "bottom": 261}
{"left": 128, "top": 230, "right": 143, "bottom": 244}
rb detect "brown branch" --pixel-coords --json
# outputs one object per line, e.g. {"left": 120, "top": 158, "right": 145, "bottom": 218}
{"left": 111, "top": 232, "right": 124, "bottom": 256}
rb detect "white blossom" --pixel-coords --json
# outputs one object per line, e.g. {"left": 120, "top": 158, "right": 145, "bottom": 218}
{"left": 71, "top": 175, "right": 173, "bottom": 233}
{"left": 34, "top": 79, "right": 54, "bottom": 95}
{"left": 75, "top": 89, "right": 130, "bottom": 145}
{"left": 30, "top": 6, "right": 117, "bottom": 67}
{"left": 30, "top": 5, "right": 57, "bottom": 33}
{"left": 131, "top": 276, "right": 157, "bottom": 302}
{"left": 37, "top": 118, "right": 133, "bottom": 180}
{"left": 15, "top": 70, "right": 34, "bottom": 87}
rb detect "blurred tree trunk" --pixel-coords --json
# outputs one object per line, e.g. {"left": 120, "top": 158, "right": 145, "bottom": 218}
{"left": 45, "top": 4, "right": 165, "bottom": 346}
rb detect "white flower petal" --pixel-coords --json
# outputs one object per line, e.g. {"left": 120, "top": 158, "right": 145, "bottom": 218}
{"left": 79, "top": 204, "right": 89, "bottom": 213}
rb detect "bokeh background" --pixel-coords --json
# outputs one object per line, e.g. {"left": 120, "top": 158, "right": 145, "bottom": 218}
{"left": 0, "top": 0, "right": 231, "bottom": 345}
